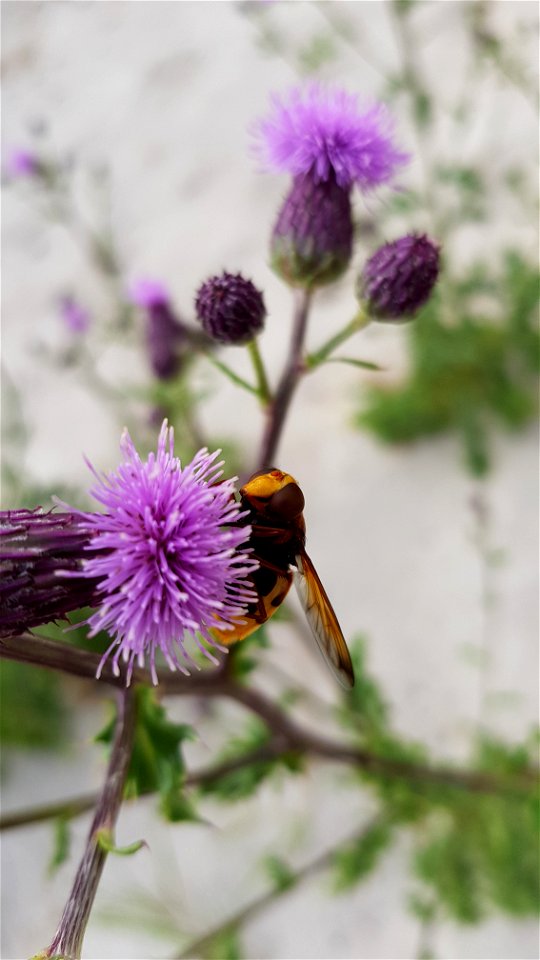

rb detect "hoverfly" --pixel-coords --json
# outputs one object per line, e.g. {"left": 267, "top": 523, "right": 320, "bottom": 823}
{"left": 215, "top": 469, "right": 355, "bottom": 689}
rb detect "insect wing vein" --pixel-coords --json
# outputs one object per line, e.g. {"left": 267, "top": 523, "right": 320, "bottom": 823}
{"left": 294, "top": 552, "right": 355, "bottom": 689}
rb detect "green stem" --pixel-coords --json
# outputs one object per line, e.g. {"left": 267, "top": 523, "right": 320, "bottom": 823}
{"left": 306, "top": 305, "right": 370, "bottom": 369}
{"left": 247, "top": 338, "right": 272, "bottom": 404}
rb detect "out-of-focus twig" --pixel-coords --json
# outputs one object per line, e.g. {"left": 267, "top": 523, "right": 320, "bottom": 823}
{"left": 1, "top": 633, "right": 537, "bottom": 799}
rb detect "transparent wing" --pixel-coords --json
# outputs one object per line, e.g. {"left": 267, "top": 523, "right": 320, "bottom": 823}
{"left": 294, "top": 551, "right": 355, "bottom": 689}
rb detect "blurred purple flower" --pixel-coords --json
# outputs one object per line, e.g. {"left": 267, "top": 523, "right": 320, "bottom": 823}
{"left": 4, "top": 148, "right": 41, "bottom": 179}
{"left": 252, "top": 83, "right": 409, "bottom": 191}
{"left": 70, "top": 422, "right": 257, "bottom": 683}
{"left": 360, "top": 233, "right": 441, "bottom": 322}
{"left": 60, "top": 296, "right": 91, "bottom": 334}
{"left": 128, "top": 278, "right": 186, "bottom": 380}
{"left": 128, "top": 278, "right": 169, "bottom": 309}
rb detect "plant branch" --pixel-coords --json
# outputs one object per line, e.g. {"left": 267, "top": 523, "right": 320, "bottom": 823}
{"left": 256, "top": 287, "right": 312, "bottom": 469}
{"left": 174, "top": 816, "right": 383, "bottom": 960}
{"left": 44, "top": 687, "right": 137, "bottom": 959}
{"left": 306, "top": 306, "right": 370, "bottom": 369}
{"left": 2, "top": 633, "right": 537, "bottom": 799}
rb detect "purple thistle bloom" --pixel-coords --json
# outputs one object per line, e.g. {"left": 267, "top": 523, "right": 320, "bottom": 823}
{"left": 0, "top": 509, "right": 101, "bottom": 638}
{"left": 252, "top": 84, "right": 409, "bottom": 288}
{"left": 70, "top": 422, "right": 258, "bottom": 683}
{"left": 4, "top": 148, "right": 41, "bottom": 179}
{"left": 60, "top": 296, "right": 91, "bottom": 334}
{"left": 129, "top": 278, "right": 187, "bottom": 380}
{"left": 195, "top": 272, "right": 266, "bottom": 345}
{"left": 128, "top": 278, "right": 170, "bottom": 309}
{"left": 253, "top": 84, "right": 409, "bottom": 191}
{"left": 360, "top": 233, "right": 441, "bottom": 322}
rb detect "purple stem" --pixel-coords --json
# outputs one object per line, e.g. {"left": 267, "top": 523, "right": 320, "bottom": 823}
{"left": 256, "top": 287, "right": 312, "bottom": 469}
{"left": 45, "top": 687, "right": 136, "bottom": 959}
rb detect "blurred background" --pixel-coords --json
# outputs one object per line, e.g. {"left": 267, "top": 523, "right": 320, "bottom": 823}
{"left": 1, "top": 2, "right": 538, "bottom": 958}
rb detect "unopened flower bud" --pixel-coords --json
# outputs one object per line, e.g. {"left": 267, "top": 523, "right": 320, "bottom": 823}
{"left": 359, "top": 234, "right": 440, "bottom": 322}
{"left": 129, "top": 279, "right": 186, "bottom": 380}
{"left": 0, "top": 510, "right": 101, "bottom": 637}
{"left": 195, "top": 272, "right": 266, "bottom": 345}
{"left": 271, "top": 171, "right": 353, "bottom": 287}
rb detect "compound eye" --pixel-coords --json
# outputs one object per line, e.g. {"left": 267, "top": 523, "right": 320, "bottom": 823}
{"left": 269, "top": 483, "right": 305, "bottom": 520}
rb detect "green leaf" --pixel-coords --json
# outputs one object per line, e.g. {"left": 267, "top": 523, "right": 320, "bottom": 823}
{"left": 198, "top": 718, "right": 302, "bottom": 802}
{"left": 96, "top": 688, "right": 197, "bottom": 822}
{"left": 48, "top": 816, "right": 71, "bottom": 874}
{"left": 0, "top": 660, "right": 67, "bottom": 750}
{"left": 333, "top": 820, "right": 393, "bottom": 891}
{"left": 202, "top": 927, "right": 243, "bottom": 960}
{"left": 204, "top": 354, "right": 259, "bottom": 396}
{"left": 96, "top": 827, "right": 146, "bottom": 857}
{"left": 358, "top": 252, "right": 539, "bottom": 476}
{"left": 324, "top": 357, "right": 383, "bottom": 372}
{"left": 263, "top": 854, "right": 295, "bottom": 893}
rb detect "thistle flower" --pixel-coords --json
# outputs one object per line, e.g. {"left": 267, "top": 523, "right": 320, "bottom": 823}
{"left": 70, "top": 422, "right": 257, "bottom": 683}
{"left": 252, "top": 84, "right": 409, "bottom": 287}
{"left": 359, "top": 234, "right": 440, "bottom": 322}
{"left": 60, "top": 296, "right": 91, "bottom": 334}
{"left": 129, "top": 278, "right": 187, "bottom": 380}
{"left": 0, "top": 509, "right": 101, "bottom": 638}
{"left": 4, "top": 147, "right": 41, "bottom": 179}
{"left": 195, "top": 272, "right": 266, "bottom": 345}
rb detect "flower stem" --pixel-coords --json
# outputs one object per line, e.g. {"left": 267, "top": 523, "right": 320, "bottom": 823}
{"left": 306, "top": 304, "right": 370, "bottom": 369}
{"left": 2, "top": 633, "right": 536, "bottom": 798}
{"left": 45, "top": 687, "right": 137, "bottom": 960}
{"left": 256, "top": 287, "right": 313, "bottom": 469}
{"left": 247, "top": 337, "right": 272, "bottom": 404}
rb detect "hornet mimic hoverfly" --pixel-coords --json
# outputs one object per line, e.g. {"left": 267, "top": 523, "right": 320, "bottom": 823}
{"left": 214, "top": 469, "right": 355, "bottom": 689}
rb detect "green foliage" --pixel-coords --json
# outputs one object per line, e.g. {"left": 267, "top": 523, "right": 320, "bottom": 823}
{"left": 96, "top": 827, "right": 146, "bottom": 857}
{"left": 414, "top": 781, "right": 540, "bottom": 922}
{"left": 198, "top": 718, "right": 302, "bottom": 803}
{"left": 202, "top": 927, "right": 243, "bottom": 960}
{"left": 332, "top": 820, "right": 393, "bottom": 892}
{"left": 358, "top": 253, "right": 539, "bottom": 475}
{"left": 96, "top": 687, "right": 197, "bottom": 822}
{"left": 263, "top": 854, "right": 296, "bottom": 893}
{"left": 336, "top": 638, "right": 539, "bottom": 919}
{"left": 48, "top": 816, "right": 71, "bottom": 874}
{"left": 337, "top": 634, "right": 389, "bottom": 738}
{"left": 0, "top": 660, "right": 67, "bottom": 750}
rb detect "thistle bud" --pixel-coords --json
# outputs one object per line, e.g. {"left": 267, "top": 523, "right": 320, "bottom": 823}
{"left": 129, "top": 279, "right": 186, "bottom": 380}
{"left": 271, "top": 171, "right": 354, "bottom": 288}
{"left": 0, "top": 509, "right": 101, "bottom": 638}
{"left": 195, "top": 272, "right": 266, "bottom": 345}
{"left": 359, "top": 234, "right": 440, "bottom": 322}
